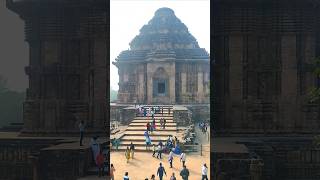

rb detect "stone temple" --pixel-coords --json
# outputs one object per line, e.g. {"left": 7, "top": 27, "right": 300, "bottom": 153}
{"left": 113, "top": 7, "right": 210, "bottom": 104}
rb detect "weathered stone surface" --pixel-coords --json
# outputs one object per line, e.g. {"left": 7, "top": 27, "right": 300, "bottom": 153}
{"left": 213, "top": 0, "right": 320, "bottom": 135}
{"left": 7, "top": 0, "right": 108, "bottom": 136}
{"left": 114, "top": 7, "right": 210, "bottom": 104}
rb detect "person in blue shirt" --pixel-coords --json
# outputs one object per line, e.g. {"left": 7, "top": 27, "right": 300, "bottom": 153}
{"left": 157, "top": 163, "right": 167, "bottom": 180}
{"left": 123, "top": 172, "right": 129, "bottom": 180}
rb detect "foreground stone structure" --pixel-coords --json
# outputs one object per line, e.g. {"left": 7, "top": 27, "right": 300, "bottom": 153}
{"left": 214, "top": 0, "right": 320, "bottom": 134}
{"left": 213, "top": 1, "right": 320, "bottom": 180}
{"left": 114, "top": 8, "right": 210, "bottom": 104}
{"left": 7, "top": 0, "right": 108, "bottom": 135}
{"left": 0, "top": 0, "right": 109, "bottom": 179}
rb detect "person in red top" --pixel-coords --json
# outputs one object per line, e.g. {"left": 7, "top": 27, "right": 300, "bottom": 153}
{"left": 146, "top": 122, "right": 151, "bottom": 133}
{"left": 96, "top": 150, "right": 104, "bottom": 177}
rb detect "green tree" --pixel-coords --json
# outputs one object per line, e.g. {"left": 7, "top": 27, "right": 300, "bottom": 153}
{"left": 309, "top": 57, "right": 320, "bottom": 103}
{"left": 110, "top": 88, "right": 118, "bottom": 102}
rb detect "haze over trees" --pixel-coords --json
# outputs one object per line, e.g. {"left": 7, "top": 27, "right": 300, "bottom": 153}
{"left": 0, "top": 75, "right": 24, "bottom": 128}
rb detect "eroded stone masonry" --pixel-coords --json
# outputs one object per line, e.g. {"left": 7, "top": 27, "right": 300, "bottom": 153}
{"left": 114, "top": 8, "right": 210, "bottom": 104}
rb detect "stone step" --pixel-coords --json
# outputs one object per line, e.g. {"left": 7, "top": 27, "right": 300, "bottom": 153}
{"left": 114, "top": 146, "right": 154, "bottom": 152}
{"left": 121, "top": 135, "right": 169, "bottom": 141}
{"left": 125, "top": 127, "right": 176, "bottom": 131}
{"left": 135, "top": 115, "right": 173, "bottom": 117}
{"left": 133, "top": 117, "right": 173, "bottom": 119}
{"left": 119, "top": 141, "right": 160, "bottom": 146}
{"left": 131, "top": 122, "right": 174, "bottom": 125}
{"left": 129, "top": 123, "right": 176, "bottom": 127}
{"left": 124, "top": 131, "right": 176, "bottom": 136}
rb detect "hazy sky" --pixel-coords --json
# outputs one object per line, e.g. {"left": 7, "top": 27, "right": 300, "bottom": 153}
{"left": 0, "top": 0, "right": 28, "bottom": 92}
{"left": 0, "top": 0, "right": 210, "bottom": 92}
{"left": 110, "top": 0, "right": 210, "bottom": 90}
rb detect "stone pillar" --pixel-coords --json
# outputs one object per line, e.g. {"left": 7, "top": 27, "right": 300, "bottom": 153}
{"left": 197, "top": 71, "right": 204, "bottom": 103}
{"left": 228, "top": 35, "right": 243, "bottom": 129}
{"left": 169, "top": 62, "right": 176, "bottom": 104}
{"left": 147, "top": 67, "right": 153, "bottom": 104}
{"left": 280, "top": 35, "right": 297, "bottom": 131}
{"left": 181, "top": 72, "right": 186, "bottom": 94}
{"left": 138, "top": 71, "right": 145, "bottom": 103}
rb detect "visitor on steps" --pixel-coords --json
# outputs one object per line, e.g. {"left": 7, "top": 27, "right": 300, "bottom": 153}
{"left": 110, "top": 164, "right": 115, "bottom": 180}
{"left": 180, "top": 152, "right": 186, "bottom": 166}
{"left": 96, "top": 150, "right": 104, "bottom": 177}
{"left": 168, "top": 150, "right": 174, "bottom": 168}
{"left": 156, "top": 144, "right": 162, "bottom": 159}
{"left": 145, "top": 135, "right": 151, "bottom": 150}
{"left": 151, "top": 110, "right": 154, "bottom": 119}
{"left": 143, "top": 108, "right": 147, "bottom": 117}
{"left": 125, "top": 147, "right": 130, "bottom": 163}
{"left": 79, "top": 120, "right": 85, "bottom": 146}
{"left": 146, "top": 122, "right": 151, "bottom": 133}
{"left": 180, "top": 165, "right": 190, "bottom": 180}
{"left": 123, "top": 172, "right": 129, "bottom": 180}
{"left": 170, "top": 173, "right": 177, "bottom": 180}
{"left": 161, "top": 106, "right": 163, "bottom": 115}
{"left": 163, "top": 119, "right": 166, "bottom": 129}
{"left": 157, "top": 163, "right": 167, "bottom": 180}
{"left": 202, "top": 163, "right": 208, "bottom": 180}
{"left": 130, "top": 142, "right": 135, "bottom": 159}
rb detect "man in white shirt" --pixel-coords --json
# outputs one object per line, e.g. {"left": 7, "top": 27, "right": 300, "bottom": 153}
{"left": 180, "top": 152, "right": 186, "bottom": 166}
{"left": 201, "top": 163, "right": 208, "bottom": 180}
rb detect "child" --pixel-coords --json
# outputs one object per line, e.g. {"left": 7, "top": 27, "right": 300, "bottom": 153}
{"left": 152, "top": 144, "right": 156, "bottom": 157}
{"left": 125, "top": 147, "right": 130, "bottom": 163}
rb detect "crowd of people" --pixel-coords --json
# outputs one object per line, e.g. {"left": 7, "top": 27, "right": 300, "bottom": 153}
{"left": 136, "top": 105, "right": 171, "bottom": 117}
{"left": 199, "top": 121, "right": 209, "bottom": 133}
{"left": 108, "top": 105, "right": 209, "bottom": 179}
{"left": 119, "top": 163, "right": 209, "bottom": 180}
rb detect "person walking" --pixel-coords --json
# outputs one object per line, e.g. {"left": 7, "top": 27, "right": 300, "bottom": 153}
{"left": 79, "top": 120, "right": 85, "bottom": 146}
{"left": 130, "top": 142, "right": 135, "bottom": 159}
{"left": 110, "top": 164, "right": 115, "bottom": 180}
{"left": 123, "top": 172, "right": 129, "bottom": 180}
{"left": 170, "top": 173, "right": 177, "bottom": 180}
{"left": 125, "top": 147, "right": 130, "bottom": 163}
{"left": 150, "top": 174, "right": 155, "bottom": 180}
{"left": 161, "top": 106, "right": 163, "bottom": 115}
{"left": 202, "top": 163, "right": 208, "bottom": 180}
{"left": 168, "top": 150, "right": 174, "bottom": 168}
{"left": 152, "top": 144, "right": 156, "bottom": 157}
{"left": 156, "top": 144, "right": 162, "bottom": 159}
{"left": 145, "top": 135, "right": 151, "bottom": 150}
{"left": 157, "top": 163, "right": 167, "bottom": 180}
{"left": 180, "top": 165, "right": 190, "bottom": 180}
{"left": 146, "top": 122, "right": 151, "bottom": 133}
{"left": 96, "top": 150, "right": 104, "bottom": 177}
{"left": 180, "top": 152, "right": 186, "bottom": 166}
{"left": 163, "top": 118, "right": 166, "bottom": 129}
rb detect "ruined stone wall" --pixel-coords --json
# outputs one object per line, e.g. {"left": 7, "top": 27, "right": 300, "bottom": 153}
{"left": 7, "top": 0, "right": 107, "bottom": 135}
{"left": 214, "top": 0, "right": 320, "bottom": 134}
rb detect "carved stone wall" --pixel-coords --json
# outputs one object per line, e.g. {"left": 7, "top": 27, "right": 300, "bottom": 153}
{"left": 7, "top": 0, "right": 107, "bottom": 135}
{"left": 213, "top": 0, "right": 320, "bottom": 134}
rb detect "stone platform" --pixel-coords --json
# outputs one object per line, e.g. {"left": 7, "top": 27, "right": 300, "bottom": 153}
{"left": 0, "top": 132, "right": 108, "bottom": 180}
{"left": 114, "top": 106, "right": 177, "bottom": 152}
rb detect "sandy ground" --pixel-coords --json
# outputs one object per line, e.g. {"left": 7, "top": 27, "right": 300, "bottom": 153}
{"left": 110, "top": 151, "right": 210, "bottom": 179}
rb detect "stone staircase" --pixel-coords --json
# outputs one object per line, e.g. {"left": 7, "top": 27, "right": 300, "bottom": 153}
{"left": 116, "top": 105, "right": 176, "bottom": 152}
